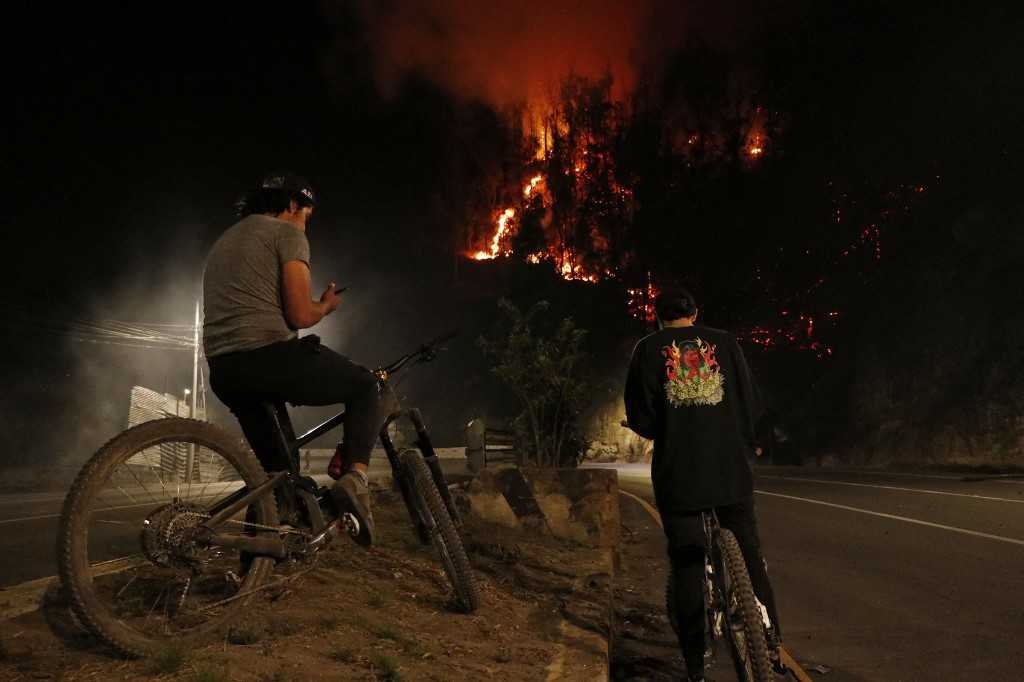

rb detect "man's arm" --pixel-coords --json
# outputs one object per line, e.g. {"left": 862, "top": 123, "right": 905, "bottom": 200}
{"left": 730, "top": 336, "right": 763, "bottom": 453}
{"left": 281, "top": 260, "right": 340, "bottom": 329}
{"left": 624, "top": 340, "right": 658, "bottom": 439}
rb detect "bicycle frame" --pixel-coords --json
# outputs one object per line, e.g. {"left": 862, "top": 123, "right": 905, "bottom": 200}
{"left": 197, "top": 332, "right": 461, "bottom": 556}
{"left": 699, "top": 509, "right": 777, "bottom": 682}
{"left": 702, "top": 511, "right": 727, "bottom": 640}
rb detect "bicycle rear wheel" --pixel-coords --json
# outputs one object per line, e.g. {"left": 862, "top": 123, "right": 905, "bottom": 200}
{"left": 398, "top": 449, "right": 479, "bottom": 612}
{"left": 57, "top": 418, "right": 278, "bottom": 657}
{"left": 715, "top": 528, "right": 774, "bottom": 681}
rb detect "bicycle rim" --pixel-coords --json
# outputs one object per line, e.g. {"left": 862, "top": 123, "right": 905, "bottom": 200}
{"left": 58, "top": 419, "right": 277, "bottom": 656}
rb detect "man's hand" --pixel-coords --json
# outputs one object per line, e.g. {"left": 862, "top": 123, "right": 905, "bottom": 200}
{"left": 319, "top": 282, "right": 342, "bottom": 315}
{"left": 282, "top": 260, "right": 343, "bottom": 329}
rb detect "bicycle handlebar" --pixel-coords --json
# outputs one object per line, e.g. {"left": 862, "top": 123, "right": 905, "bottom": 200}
{"left": 378, "top": 329, "right": 459, "bottom": 376}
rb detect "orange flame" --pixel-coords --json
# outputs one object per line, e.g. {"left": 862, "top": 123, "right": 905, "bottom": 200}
{"left": 746, "top": 133, "right": 764, "bottom": 157}
{"left": 473, "top": 207, "right": 516, "bottom": 260}
{"left": 524, "top": 174, "right": 543, "bottom": 197}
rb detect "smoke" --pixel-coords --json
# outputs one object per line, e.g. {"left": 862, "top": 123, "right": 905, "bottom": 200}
{"left": 352, "top": 0, "right": 661, "bottom": 104}
{"left": 348, "top": 0, "right": 801, "bottom": 107}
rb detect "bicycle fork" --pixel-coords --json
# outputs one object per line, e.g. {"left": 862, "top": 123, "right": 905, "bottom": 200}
{"left": 380, "top": 408, "right": 463, "bottom": 528}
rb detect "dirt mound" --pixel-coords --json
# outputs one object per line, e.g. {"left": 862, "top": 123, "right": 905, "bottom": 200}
{"left": 0, "top": 487, "right": 613, "bottom": 681}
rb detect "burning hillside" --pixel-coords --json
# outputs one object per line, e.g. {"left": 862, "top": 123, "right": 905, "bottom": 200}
{"left": 462, "top": 75, "right": 773, "bottom": 323}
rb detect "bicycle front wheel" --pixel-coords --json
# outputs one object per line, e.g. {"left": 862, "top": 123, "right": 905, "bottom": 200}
{"left": 716, "top": 528, "right": 774, "bottom": 681}
{"left": 57, "top": 418, "right": 278, "bottom": 657}
{"left": 398, "top": 449, "right": 479, "bottom": 612}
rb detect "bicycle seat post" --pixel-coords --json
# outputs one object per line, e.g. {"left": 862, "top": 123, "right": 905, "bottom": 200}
{"left": 262, "top": 402, "right": 301, "bottom": 478}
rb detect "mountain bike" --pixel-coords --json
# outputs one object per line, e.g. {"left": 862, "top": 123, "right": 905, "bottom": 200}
{"left": 57, "top": 332, "right": 478, "bottom": 658}
{"left": 667, "top": 510, "right": 777, "bottom": 681}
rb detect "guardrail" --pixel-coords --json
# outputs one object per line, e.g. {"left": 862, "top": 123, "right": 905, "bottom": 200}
{"left": 465, "top": 418, "right": 519, "bottom": 472}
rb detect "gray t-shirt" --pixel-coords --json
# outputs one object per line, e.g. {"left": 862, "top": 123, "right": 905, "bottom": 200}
{"left": 203, "top": 214, "right": 311, "bottom": 357}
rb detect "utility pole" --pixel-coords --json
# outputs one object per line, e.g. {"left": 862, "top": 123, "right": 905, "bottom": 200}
{"left": 191, "top": 299, "right": 200, "bottom": 419}
{"left": 185, "top": 300, "right": 200, "bottom": 483}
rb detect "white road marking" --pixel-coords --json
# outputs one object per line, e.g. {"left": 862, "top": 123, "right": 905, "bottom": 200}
{"left": 768, "top": 468, "right": 1024, "bottom": 484}
{"left": 618, "top": 490, "right": 663, "bottom": 528}
{"left": 791, "top": 468, "right": 963, "bottom": 481}
{"left": 758, "top": 475, "right": 1024, "bottom": 504}
{"left": 0, "top": 512, "right": 59, "bottom": 525}
{"left": 756, "top": 490, "right": 1024, "bottom": 546}
{"left": 0, "top": 492, "right": 226, "bottom": 526}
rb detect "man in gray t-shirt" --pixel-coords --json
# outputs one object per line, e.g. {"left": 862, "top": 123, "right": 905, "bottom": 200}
{"left": 203, "top": 213, "right": 311, "bottom": 357}
{"left": 202, "top": 172, "right": 383, "bottom": 546}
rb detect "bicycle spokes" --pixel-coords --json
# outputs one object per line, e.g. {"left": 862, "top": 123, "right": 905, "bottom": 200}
{"left": 79, "top": 435, "right": 271, "bottom": 639}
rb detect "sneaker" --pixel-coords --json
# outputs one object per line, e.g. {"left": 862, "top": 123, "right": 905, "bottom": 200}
{"left": 331, "top": 470, "right": 375, "bottom": 547}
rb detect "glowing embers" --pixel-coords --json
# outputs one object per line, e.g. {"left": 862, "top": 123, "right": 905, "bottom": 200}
{"left": 744, "top": 106, "right": 768, "bottom": 158}
{"left": 559, "top": 258, "right": 599, "bottom": 283}
{"left": 740, "top": 309, "right": 839, "bottom": 360}
{"left": 746, "top": 133, "right": 764, "bottom": 157}
{"left": 626, "top": 278, "right": 659, "bottom": 322}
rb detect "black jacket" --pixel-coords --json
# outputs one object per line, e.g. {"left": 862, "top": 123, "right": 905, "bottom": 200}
{"left": 624, "top": 324, "right": 761, "bottom": 513}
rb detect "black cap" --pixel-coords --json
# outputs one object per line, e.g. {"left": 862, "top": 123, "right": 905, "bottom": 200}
{"left": 260, "top": 171, "right": 316, "bottom": 206}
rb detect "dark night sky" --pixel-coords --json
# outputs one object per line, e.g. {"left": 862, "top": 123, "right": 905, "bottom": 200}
{"left": 3, "top": 1, "right": 1021, "bottom": 465}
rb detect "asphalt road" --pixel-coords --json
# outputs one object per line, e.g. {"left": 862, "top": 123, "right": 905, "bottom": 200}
{"left": 3, "top": 462, "right": 1023, "bottom": 680}
{"left": 0, "top": 455, "right": 462, "bottom": 589}
{"left": 601, "top": 463, "right": 1024, "bottom": 682}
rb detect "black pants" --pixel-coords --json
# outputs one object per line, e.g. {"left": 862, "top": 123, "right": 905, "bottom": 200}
{"left": 208, "top": 336, "right": 383, "bottom": 471}
{"left": 662, "top": 497, "right": 781, "bottom": 675}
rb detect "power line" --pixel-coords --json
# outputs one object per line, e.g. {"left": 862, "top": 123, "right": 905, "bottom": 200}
{"left": 1, "top": 314, "right": 196, "bottom": 349}
{"left": 66, "top": 336, "right": 194, "bottom": 352}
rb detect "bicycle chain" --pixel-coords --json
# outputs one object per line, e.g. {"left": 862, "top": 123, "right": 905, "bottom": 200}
{"left": 219, "top": 518, "right": 307, "bottom": 532}
{"left": 168, "top": 510, "right": 309, "bottom": 536}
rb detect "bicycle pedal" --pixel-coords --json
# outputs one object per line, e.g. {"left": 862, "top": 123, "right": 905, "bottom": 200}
{"left": 296, "top": 476, "right": 320, "bottom": 493}
{"left": 341, "top": 512, "right": 360, "bottom": 538}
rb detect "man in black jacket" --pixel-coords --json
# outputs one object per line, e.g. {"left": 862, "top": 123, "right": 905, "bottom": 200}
{"left": 624, "top": 286, "right": 781, "bottom": 682}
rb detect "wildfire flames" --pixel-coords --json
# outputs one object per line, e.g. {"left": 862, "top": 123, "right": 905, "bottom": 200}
{"left": 464, "top": 103, "right": 769, "bottom": 323}
{"left": 472, "top": 208, "right": 516, "bottom": 261}
{"left": 468, "top": 161, "right": 615, "bottom": 283}
{"left": 524, "top": 174, "right": 542, "bottom": 196}
{"left": 462, "top": 94, "right": 923, "bottom": 353}
{"left": 472, "top": 175, "right": 543, "bottom": 261}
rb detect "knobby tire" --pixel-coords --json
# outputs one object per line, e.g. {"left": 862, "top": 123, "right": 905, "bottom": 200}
{"left": 398, "top": 449, "right": 479, "bottom": 612}
{"left": 716, "top": 527, "right": 774, "bottom": 681}
{"left": 57, "top": 418, "right": 277, "bottom": 657}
